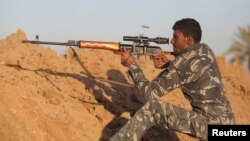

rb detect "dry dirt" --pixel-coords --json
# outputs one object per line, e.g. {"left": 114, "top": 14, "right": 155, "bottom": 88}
{"left": 0, "top": 29, "right": 250, "bottom": 141}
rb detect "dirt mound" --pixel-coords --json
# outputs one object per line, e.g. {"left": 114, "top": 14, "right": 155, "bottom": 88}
{"left": 0, "top": 30, "right": 250, "bottom": 141}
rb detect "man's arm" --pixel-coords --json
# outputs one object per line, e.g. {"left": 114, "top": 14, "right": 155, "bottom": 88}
{"left": 128, "top": 64, "right": 181, "bottom": 100}
{"left": 120, "top": 49, "right": 180, "bottom": 100}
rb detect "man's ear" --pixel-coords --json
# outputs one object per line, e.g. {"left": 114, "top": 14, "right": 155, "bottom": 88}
{"left": 187, "top": 35, "right": 195, "bottom": 45}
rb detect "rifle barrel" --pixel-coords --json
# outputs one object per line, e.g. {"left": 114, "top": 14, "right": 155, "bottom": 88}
{"left": 22, "top": 40, "right": 79, "bottom": 47}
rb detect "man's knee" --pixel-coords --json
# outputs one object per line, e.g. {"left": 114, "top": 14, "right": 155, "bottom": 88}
{"left": 142, "top": 99, "right": 173, "bottom": 120}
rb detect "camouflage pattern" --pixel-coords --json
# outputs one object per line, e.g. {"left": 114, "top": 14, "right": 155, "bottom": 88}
{"left": 110, "top": 43, "right": 235, "bottom": 141}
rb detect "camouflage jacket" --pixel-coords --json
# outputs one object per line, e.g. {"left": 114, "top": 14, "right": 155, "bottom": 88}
{"left": 128, "top": 43, "right": 233, "bottom": 118}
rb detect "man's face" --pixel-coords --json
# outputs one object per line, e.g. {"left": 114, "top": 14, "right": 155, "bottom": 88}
{"left": 170, "top": 29, "right": 191, "bottom": 54}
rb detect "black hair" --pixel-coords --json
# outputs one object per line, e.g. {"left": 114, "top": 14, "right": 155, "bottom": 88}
{"left": 172, "top": 18, "right": 202, "bottom": 43}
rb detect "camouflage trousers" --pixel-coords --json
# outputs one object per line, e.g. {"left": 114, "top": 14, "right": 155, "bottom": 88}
{"left": 110, "top": 99, "right": 234, "bottom": 141}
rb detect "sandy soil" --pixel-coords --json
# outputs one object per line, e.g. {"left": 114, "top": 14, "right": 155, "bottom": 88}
{"left": 0, "top": 29, "right": 249, "bottom": 141}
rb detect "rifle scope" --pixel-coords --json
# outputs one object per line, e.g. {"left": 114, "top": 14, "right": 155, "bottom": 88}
{"left": 123, "top": 36, "right": 169, "bottom": 44}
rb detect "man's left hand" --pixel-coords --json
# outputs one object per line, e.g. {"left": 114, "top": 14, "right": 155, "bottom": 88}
{"left": 119, "top": 49, "right": 136, "bottom": 67}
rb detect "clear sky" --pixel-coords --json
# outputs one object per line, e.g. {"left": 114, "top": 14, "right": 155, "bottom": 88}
{"left": 1, "top": 0, "right": 250, "bottom": 56}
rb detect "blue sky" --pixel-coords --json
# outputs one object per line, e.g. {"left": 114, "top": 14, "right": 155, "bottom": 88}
{"left": 1, "top": 0, "right": 250, "bottom": 56}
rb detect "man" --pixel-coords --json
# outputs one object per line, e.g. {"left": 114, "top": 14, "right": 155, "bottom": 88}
{"left": 110, "top": 18, "right": 235, "bottom": 141}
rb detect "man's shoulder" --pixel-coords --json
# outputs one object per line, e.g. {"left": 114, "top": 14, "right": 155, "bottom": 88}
{"left": 171, "top": 43, "right": 215, "bottom": 67}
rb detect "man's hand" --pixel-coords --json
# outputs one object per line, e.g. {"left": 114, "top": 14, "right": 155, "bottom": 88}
{"left": 150, "top": 52, "right": 175, "bottom": 69}
{"left": 118, "top": 49, "right": 136, "bottom": 67}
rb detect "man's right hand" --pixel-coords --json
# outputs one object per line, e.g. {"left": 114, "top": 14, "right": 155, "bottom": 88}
{"left": 150, "top": 52, "right": 175, "bottom": 69}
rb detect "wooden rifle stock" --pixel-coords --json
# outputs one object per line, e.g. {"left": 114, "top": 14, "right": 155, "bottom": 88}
{"left": 79, "top": 41, "right": 120, "bottom": 51}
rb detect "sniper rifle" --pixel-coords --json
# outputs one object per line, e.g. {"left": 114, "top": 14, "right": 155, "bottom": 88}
{"left": 22, "top": 35, "right": 169, "bottom": 55}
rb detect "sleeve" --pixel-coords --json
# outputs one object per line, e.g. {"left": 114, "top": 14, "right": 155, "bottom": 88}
{"left": 128, "top": 49, "right": 214, "bottom": 101}
{"left": 184, "top": 58, "right": 210, "bottom": 83}
{"left": 128, "top": 63, "right": 182, "bottom": 101}
{"left": 182, "top": 51, "right": 214, "bottom": 84}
